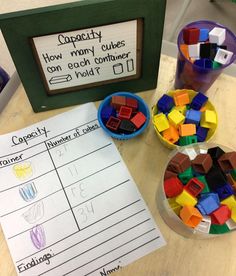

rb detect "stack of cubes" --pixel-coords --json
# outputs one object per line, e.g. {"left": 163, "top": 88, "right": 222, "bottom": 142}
{"left": 164, "top": 147, "right": 236, "bottom": 234}
{"left": 181, "top": 26, "right": 234, "bottom": 69}
{"left": 153, "top": 90, "right": 217, "bottom": 146}
{"left": 101, "top": 95, "right": 147, "bottom": 135}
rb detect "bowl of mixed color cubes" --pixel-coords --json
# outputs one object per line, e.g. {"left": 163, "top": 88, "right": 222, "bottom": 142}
{"left": 158, "top": 143, "right": 236, "bottom": 238}
{"left": 152, "top": 89, "right": 217, "bottom": 149}
{"left": 98, "top": 92, "right": 150, "bottom": 140}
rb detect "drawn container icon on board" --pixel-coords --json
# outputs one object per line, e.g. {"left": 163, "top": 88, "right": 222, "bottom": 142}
{"left": 126, "top": 59, "right": 134, "bottom": 72}
{"left": 113, "top": 63, "right": 124, "bottom": 75}
{"left": 19, "top": 182, "right": 37, "bottom": 202}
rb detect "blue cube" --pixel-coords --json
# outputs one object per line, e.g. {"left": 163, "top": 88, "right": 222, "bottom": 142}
{"left": 190, "top": 92, "right": 208, "bottom": 110}
{"left": 196, "top": 193, "right": 220, "bottom": 215}
{"left": 101, "top": 106, "right": 116, "bottom": 123}
{"left": 185, "top": 110, "right": 201, "bottom": 125}
{"left": 215, "top": 183, "right": 234, "bottom": 200}
{"left": 196, "top": 126, "right": 209, "bottom": 142}
{"left": 199, "top": 28, "right": 209, "bottom": 42}
{"left": 157, "top": 94, "right": 174, "bottom": 113}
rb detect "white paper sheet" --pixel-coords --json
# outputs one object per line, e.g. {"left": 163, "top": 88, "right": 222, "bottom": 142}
{"left": 0, "top": 103, "right": 165, "bottom": 276}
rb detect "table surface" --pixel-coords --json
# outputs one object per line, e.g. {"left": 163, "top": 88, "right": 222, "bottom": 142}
{"left": 0, "top": 53, "right": 236, "bottom": 276}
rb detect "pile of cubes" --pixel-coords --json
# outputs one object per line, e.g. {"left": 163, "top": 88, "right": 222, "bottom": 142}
{"left": 164, "top": 147, "right": 236, "bottom": 234}
{"left": 180, "top": 26, "right": 233, "bottom": 69}
{"left": 101, "top": 95, "right": 147, "bottom": 134}
{"left": 153, "top": 90, "right": 217, "bottom": 146}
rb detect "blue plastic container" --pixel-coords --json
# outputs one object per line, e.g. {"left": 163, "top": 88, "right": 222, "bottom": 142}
{"left": 98, "top": 92, "right": 150, "bottom": 140}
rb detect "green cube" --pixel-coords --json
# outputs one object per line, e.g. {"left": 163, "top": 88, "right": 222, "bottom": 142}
{"left": 179, "top": 135, "right": 198, "bottom": 146}
{"left": 212, "top": 61, "right": 221, "bottom": 69}
{"left": 231, "top": 169, "right": 236, "bottom": 180}
{"left": 196, "top": 175, "right": 210, "bottom": 193}
{"left": 210, "top": 224, "right": 230, "bottom": 234}
{"left": 178, "top": 167, "right": 193, "bottom": 184}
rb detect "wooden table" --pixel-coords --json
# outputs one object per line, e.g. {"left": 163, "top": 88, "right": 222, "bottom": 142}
{"left": 0, "top": 54, "right": 236, "bottom": 276}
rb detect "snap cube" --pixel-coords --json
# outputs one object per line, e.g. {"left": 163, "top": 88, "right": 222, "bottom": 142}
{"left": 168, "top": 198, "right": 182, "bottom": 215}
{"left": 162, "top": 125, "right": 179, "bottom": 144}
{"left": 209, "top": 27, "right": 226, "bottom": 45}
{"left": 164, "top": 176, "right": 184, "bottom": 198}
{"left": 106, "top": 116, "right": 121, "bottom": 132}
{"left": 200, "top": 110, "right": 217, "bottom": 128}
{"left": 179, "top": 135, "right": 198, "bottom": 146}
{"left": 221, "top": 195, "right": 236, "bottom": 210}
{"left": 210, "top": 205, "right": 231, "bottom": 225}
{"left": 179, "top": 124, "right": 196, "bottom": 137}
{"left": 188, "top": 43, "right": 200, "bottom": 58}
{"left": 185, "top": 109, "right": 201, "bottom": 125}
{"left": 192, "top": 154, "right": 213, "bottom": 174}
{"left": 176, "top": 190, "right": 197, "bottom": 206}
{"left": 215, "top": 183, "right": 234, "bottom": 200}
{"left": 168, "top": 109, "right": 185, "bottom": 127}
{"left": 153, "top": 113, "right": 169, "bottom": 132}
{"left": 190, "top": 92, "right": 208, "bottom": 110}
{"left": 157, "top": 94, "right": 174, "bottom": 113}
{"left": 200, "top": 43, "right": 217, "bottom": 59}
{"left": 199, "top": 28, "right": 209, "bottom": 41}
{"left": 218, "top": 152, "right": 236, "bottom": 172}
{"left": 196, "top": 193, "right": 220, "bottom": 215}
{"left": 131, "top": 112, "right": 146, "bottom": 129}
{"left": 184, "top": 177, "right": 205, "bottom": 197}
{"left": 180, "top": 206, "right": 203, "bottom": 228}
{"left": 214, "top": 48, "right": 233, "bottom": 65}
{"left": 167, "top": 152, "right": 191, "bottom": 173}
{"left": 118, "top": 106, "right": 132, "bottom": 120}
{"left": 183, "top": 27, "right": 200, "bottom": 44}
{"left": 118, "top": 120, "right": 136, "bottom": 134}
{"left": 178, "top": 167, "right": 193, "bottom": 185}
{"left": 196, "top": 126, "right": 209, "bottom": 142}
{"left": 173, "top": 90, "right": 190, "bottom": 106}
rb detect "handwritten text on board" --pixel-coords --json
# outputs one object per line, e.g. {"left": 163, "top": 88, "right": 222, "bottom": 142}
{"left": 32, "top": 20, "right": 139, "bottom": 92}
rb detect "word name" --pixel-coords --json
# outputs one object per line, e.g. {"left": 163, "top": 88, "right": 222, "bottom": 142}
{"left": 57, "top": 29, "right": 102, "bottom": 48}
{"left": 17, "top": 251, "right": 53, "bottom": 273}
{"left": 100, "top": 265, "right": 122, "bottom": 275}
{"left": 12, "top": 127, "right": 50, "bottom": 146}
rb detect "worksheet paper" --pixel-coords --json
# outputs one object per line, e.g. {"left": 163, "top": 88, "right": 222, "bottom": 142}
{"left": 0, "top": 103, "right": 166, "bottom": 276}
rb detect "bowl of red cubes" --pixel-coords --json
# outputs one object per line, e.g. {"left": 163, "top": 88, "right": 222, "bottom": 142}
{"left": 98, "top": 92, "right": 150, "bottom": 140}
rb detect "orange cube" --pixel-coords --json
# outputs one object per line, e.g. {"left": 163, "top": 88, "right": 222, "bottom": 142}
{"left": 180, "top": 44, "right": 189, "bottom": 60}
{"left": 180, "top": 205, "right": 203, "bottom": 228}
{"left": 162, "top": 125, "right": 179, "bottom": 144}
{"left": 173, "top": 90, "right": 190, "bottom": 106}
{"left": 179, "top": 124, "right": 196, "bottom": 136}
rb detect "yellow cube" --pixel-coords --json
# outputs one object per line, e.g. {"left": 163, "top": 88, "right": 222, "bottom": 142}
{"left": 153, "top": 113, "right": 169, "bottom": 132}
{"left": 168, "top": 197, "right": 182, "bottom": 215}
{"left": 221, "top": 195, "right": 236, "bottom": 210}
{"left": 231, "top": 206, "right": 236, "bottom": 222}
{"left": 172, "top": 105, "right": 187, "bottom": 115}
{"left": 176, "top": 190, "right": 197, "bottom": 207}
{"left": 200, "top": 110, "right": 217, "bottom": 128}
{"left": 168, "top": 109, "right": 185, "bottom": 127}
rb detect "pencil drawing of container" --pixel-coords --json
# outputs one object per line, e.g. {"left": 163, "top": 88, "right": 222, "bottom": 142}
{"left": 22, "top": 201, "right": 44, "bottom": 224}
{"left": 30, "top": 225, "right": 46, "bottom": 250}
{"left": 19, "top": 182, "right": 37, "bottom": 202}
{"left": 13, "top": 161, "right": 33, "bottom": 180}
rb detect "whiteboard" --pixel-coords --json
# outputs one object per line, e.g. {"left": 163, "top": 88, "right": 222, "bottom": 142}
{"left": 32, "top": 20, "right": 141, "bottom": 93}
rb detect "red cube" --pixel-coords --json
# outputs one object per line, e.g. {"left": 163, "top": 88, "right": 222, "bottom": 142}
{"left": 183, "top": 28, "right": 200, "bottom": 45}
{"left": 131, "top": 112, "right": 146, "bottom": 129}
{"left": 106, "top": 116, "right": 121, "bottom": 132}
{"left": 126, "top": 97, "right": 138, "bottom": 111}
{"left": 184, "top": 178, "right": 205, "bottom": 197}
{"left": 118, "top": 106, "right": 132, "bottom": 120}
{"left": 111, "top": 96, "right": 126, "bottom": 110}
{"left": 164, "top": 176, "right": 184, "bottom": 198}
{"left": 210, "top": 205, "right": 231, "bottom": 225}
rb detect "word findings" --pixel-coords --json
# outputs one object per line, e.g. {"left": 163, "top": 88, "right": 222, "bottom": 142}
{"left": 0, "top": 103, "right": 165, "bottom": 276}
{"left": 32, "top": 20, "right": 141, "bottom": 92}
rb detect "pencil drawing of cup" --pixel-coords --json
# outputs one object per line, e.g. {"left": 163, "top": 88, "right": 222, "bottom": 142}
{"left": 22, "top": 201, "right": 44, "bottom": 224}
{"left": 19, "top": 182, "right": 37, "bottom": 202}
{"left": 30, "top": 225, "right": 46, "bottom": 250}
{"left": 13, "top": 161, "right": 33, "bottom": 180}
